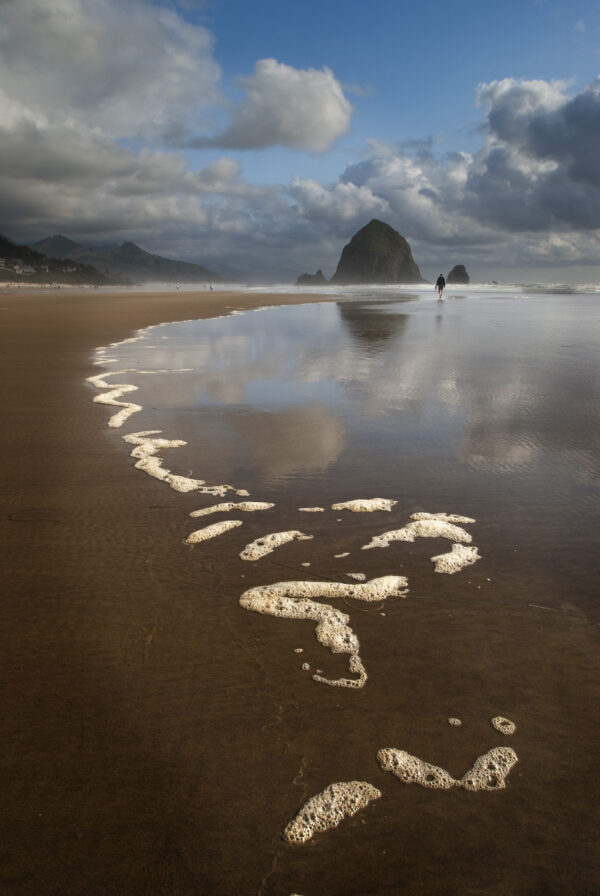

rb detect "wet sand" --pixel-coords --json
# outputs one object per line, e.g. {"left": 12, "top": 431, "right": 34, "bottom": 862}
{"left": 1, "top": 287, "right": 598, "bottom": 895}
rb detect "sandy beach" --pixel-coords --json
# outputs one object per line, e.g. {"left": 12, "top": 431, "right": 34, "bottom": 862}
{"left": 1, "top": 287, "right": 598, "bottom": 896}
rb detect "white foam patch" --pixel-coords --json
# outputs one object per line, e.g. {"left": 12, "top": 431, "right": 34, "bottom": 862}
{"left": 240, "top": 531, "right": 313, "bottom": 561}
{"left": 184, "top": 520, "right": 243, "bottom": 543}
{"left": 448, "top": 718, "right": 462, "bottom": 727}
{"left": 334, "top": 552, "right": 350, "bottom": 559}
{"left": 411, "top": 512, "right": 475, "bottom": 524}
{"left": 190, "top": 501, "right": 274, "bottom": 518}
{"left": 460, "top": 747, "right": 519, "bottom": 791}
{"left": 331, "top": 498, "right": 397, "bottom": 513}
{"left": 491, "top": 716, "right": 516, "bottom": 736}
{"left": 94, "top": 386, "right": 142, "bottom": 428}
{"left": 346, "top": 572, "right": 366, "bottom": 581}
{"left": 88, "top": 366, "right": 195, "bottom": 428}
{"left": 431, "top": 543, "right": 481, "bottom": 574}
{"left": 282, "top": 781, "right": 381, "bottom": 843}
{"left": 377, "top": 749, "right": 458, "bottom": 789}
{"left": 122, "top": 431, "right": 245, "bottom": 496}
{"left": 109, "top": 336, "right": 142, "bottom": 346}
{"left": 299, "top": 506, "right": 325, "bottom": 512}
{"left": 87, "top": 371, "right": 142, "bottom": 428}
{"left": 378, "top": 746, "right": 518, "bottom": 791}
{"left": 239, "top": 576, "right": 407, "bottom": 688}
{"left": 362, "top": 519, "right": 473, "bottom": 550}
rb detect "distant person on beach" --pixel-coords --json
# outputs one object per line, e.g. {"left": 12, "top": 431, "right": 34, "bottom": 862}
{"left": 436, "top": 274, "right": 446, "bottom": 298}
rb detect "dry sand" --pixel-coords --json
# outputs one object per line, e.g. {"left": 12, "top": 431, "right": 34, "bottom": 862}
{"left": 1, "top": 287, "right": 598, "bottom": 895}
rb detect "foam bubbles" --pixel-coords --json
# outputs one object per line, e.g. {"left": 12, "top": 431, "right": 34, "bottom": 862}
{"left": 122, "top": 431, "right": 245, "bottom": 496}
{"left": 240, "top": 530, "right": 313, "bottom": 561}
{"left": 282, "top": 781, "right": 381, "bottom": 843}
{"left": 491, "top": 716, "right": 516, "bottom": 735}
{"left": 411, "top": 512, "right": 475, "bottom": 524}
{"left": 377, "top": 749, "right": 458, "bottom": 789}
{"left": 460, "top": 747, "right": 519, "bottom": 791}
{"left": 239, "top": 576, "right": 407, "bottom": 688}
{"left": 299, "top": 507, "right": 325, "bottom": 512}
{"left": 185, "top": 520, "right": 243, "bottom": 543}
{"left": 190, "top": 501, "right": 274, "bottom": 517}
{"left": 362, "top": 519, "right": 473, "bottom": 550}
{"left": 448, "top": 717, "right": 462, "bottom": 727}
{"left": 431, "top": 543, "right": 481, "bottom": 574}
{"left": 331, "top": 498, "right": 397, "bottom": 513}
{"left": 378, "top": 745, "right": 519, "bottom": 791}
{"left": 87, "top": 371, "right": 142, "bottom": 428}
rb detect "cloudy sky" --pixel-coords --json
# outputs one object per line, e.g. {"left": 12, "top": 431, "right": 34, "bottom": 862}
{"left": 2, "top": 0, "right": 600, "bottom": 282}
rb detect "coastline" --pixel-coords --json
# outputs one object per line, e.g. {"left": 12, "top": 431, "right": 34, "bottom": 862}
{"left": 1, "top": 287, "right": 598, "bottom": 895}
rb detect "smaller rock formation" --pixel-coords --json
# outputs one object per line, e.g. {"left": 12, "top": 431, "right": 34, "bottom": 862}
{"left": 447, "top": 264, "right": 470, "bottom": 284}
{"left": 296, "top": 269, "right": 328, "bottom": 286}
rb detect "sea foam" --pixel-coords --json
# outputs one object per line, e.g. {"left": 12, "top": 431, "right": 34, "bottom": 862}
{"left": 283, "top": 781, "right": 381, "bottom": 843}
{"left": 122, "top": 430, "right": 247, "bottom": 496}
{"left": 239, "top": 576, "right": 408, "bottom": 688}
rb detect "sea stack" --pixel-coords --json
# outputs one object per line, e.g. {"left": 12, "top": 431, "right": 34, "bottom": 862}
{"left": 296, "top": 269, "right": 328, "bottom": 286}
{"left": 331, "top": 219, "right": 424, "bottom": 285}
{"left": 447, "top": 264, "right": 470, "bottom": 284}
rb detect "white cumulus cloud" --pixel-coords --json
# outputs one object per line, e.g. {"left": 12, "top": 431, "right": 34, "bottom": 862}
{"left": 200, "top": 58, "right": 353, "bottom": 152}
{"left": 289, "top": 177, "right": 388, "bottom": 221}
{"left": 0, "top": 0, "right": 221, "bottom": 140}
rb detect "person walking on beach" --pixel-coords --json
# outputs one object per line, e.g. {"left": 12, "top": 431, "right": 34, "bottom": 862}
{"left": 436, "top": 273, "right": 446, "bottom": 299}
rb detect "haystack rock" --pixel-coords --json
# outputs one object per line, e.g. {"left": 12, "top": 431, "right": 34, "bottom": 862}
{"left": 296, "top": 269, "right": 328, "bottom": 286}
{"left": 447, "top": 264, "right": 470, "bottom": 284}
{"left": 331, "top": 219, "right": 424, "bottom": 285}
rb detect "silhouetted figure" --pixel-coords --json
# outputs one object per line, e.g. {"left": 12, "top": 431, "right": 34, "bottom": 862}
{"left": 436, "top": 274, "right": 446, "bottom": 298}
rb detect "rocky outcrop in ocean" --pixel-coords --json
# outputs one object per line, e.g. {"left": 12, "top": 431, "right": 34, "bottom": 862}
{"left": 296, "top": 269, "right": 328, "bottom": 286}
{"left": 447, "top": 264, "right": 470, "bottom": 284}
{"left": 331, "top": 219, "right": 424, "bottom": 285}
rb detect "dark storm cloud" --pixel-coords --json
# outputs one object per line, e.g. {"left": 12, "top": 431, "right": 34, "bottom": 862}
{"left": 464, "top": 77, "right": 600, "bottom": 230}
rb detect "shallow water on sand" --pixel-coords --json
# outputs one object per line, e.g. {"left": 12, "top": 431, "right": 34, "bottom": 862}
{"left": 92, "top": 288, "right": 600, "bottom": 894}
{"left": 99, "top": 289, "right": 600, "bottom": 615}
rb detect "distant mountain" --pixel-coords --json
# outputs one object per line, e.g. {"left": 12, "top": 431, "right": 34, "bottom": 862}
{"left": 32, "top": 234, "right": 90, "bottom": 261}
{"left": 32, "top": 234, "right": 222, "bottom": 284}
{"left": 330, "top": 219, "right": 425, "bottom": 285}
{"left": 0, "top": 234, "right": 115, "bottom": 285}
{"left": 1, "top": 234, "right": 47, "bottom": 266}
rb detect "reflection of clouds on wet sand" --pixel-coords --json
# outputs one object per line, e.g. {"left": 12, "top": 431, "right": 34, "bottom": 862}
{"left": 103, "top": 300, "right": 600, "bottom": 495}
{"left": 233, "top": 403, "right": 346, "bottom": 478}
{"left": 461, "top": 404, "right": 600, "bottom": 484}
{"left": 109, "top": 301, "right": 600, "bottom": 488}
